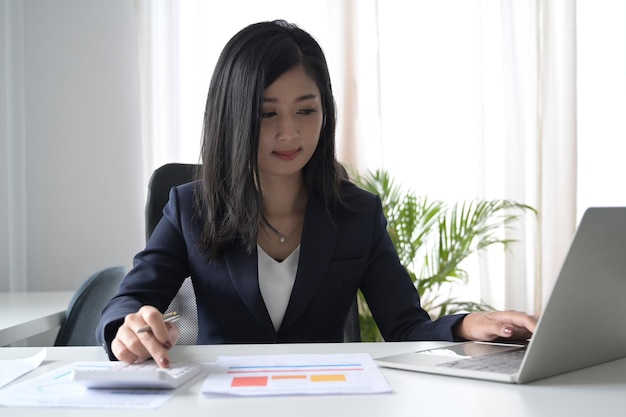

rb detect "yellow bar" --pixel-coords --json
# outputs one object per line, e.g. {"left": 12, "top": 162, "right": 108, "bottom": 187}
{"left": 310, "top": 374, "right": 347, "bottom": 382}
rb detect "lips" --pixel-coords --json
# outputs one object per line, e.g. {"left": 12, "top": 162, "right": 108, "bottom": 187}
{"left": 273, "top": 149, "right": 300, "bottom": 160}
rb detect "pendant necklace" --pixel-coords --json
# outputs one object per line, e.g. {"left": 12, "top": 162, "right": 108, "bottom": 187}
{"left": 262, "top": 218, "right": 287, "bottom": 243}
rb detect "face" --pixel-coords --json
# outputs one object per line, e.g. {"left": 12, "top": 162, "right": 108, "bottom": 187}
{"left": 257, "top": 65, "right": 323, "bottom": 180}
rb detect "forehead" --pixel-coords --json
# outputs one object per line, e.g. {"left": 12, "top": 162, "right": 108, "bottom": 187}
{"left": 263, "top": 65, "right": 320, "bottom": 100}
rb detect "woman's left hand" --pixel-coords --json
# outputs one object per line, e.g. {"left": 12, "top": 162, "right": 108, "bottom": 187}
{"left": 456, "top": 310, "right": 538, "bottom": 341}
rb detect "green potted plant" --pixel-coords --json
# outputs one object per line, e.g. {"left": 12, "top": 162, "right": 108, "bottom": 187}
{"left": 352, "top": 169, "right": 536, "bottom": 342}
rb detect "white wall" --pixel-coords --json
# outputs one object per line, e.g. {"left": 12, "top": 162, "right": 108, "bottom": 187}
{"left": 1, "top": 0, "right": 145, "bottom": 292}
{"left": 1, "top": 1, "right": 11, "bottom": 291}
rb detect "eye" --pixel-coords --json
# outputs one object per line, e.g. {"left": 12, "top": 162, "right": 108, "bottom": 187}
{"left": 297, "top": 108, "right": 317, "bottom": 116}
{"left": 261, "top": 111, "right": 277, "bottom": 119}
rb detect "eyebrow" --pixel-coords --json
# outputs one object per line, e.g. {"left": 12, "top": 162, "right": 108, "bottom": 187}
{"left": 262, "top": 93, "right": 318, "bottom": 103}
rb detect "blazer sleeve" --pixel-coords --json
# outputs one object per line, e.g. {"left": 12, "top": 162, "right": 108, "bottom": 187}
{"left": 357, "top": 193, "right": 467, "bottom": 341}
{"left": 95, "top": 184, "right": 194, "bottom": 359}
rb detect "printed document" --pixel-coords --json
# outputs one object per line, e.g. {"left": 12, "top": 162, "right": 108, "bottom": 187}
{"left": 0, "top": 348, "right": 46, "bottom": 388}
{"left": 201, "top": 352, "right": 392, "bottom": 396}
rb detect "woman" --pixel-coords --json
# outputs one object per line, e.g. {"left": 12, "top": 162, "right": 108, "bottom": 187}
{"left": 96, "top": 20, "right": 536, "bottom": 368}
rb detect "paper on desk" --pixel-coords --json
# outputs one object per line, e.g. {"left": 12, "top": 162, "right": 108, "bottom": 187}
{"left": 0, "top": 348, "right": 46, "bottom": 388}
{"left": 201, "top": 352, "right": 392, "bottom": 396}
{"left": 0, "top": 361, "right": 174, "bottom": 409}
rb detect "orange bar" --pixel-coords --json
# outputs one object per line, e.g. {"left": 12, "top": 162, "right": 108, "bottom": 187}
{"left": 272, "top": 375, "right": 308, "bottom": 380}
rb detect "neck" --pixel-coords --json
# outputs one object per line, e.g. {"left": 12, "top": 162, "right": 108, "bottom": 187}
{"left": 260, "top": 174, "right": 307, "bottom": 218}
{"left": 258, "top": 174, "right": 307, "bottom": 247}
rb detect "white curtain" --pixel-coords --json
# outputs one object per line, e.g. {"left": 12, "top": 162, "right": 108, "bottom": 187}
{"left": 134, "top": 0, "right": 184, "bottom": 187}
{"left": 370, "top": 0, "right": 551, "bottom": 312}
{"left": 133, "top": 0, "right": 625, "bottom": 315}
{"left": 535, "top": 0, "right": 578, "bottom": 311}
{"left": 576, "top": 2, "right": 626, "bottom": 215}
{"left": 356, "top": 0, "right": 580, "bottom": 313}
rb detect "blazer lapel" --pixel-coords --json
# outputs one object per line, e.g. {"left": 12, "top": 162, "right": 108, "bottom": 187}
{"left": 280, "top": 196, "right": 338, "bottom": 331}
{"left": 223, "top": 242, "right": 275, "bottom": 332}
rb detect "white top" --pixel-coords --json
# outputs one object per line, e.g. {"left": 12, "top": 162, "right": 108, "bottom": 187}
{"left": 257, "top": 244, "right": 300, "bottom": 330}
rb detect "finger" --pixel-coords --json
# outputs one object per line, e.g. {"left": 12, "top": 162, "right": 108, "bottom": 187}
{"left": 135, "top": 308, "right": 176, "bottom": 368}
{"left": 113, "top": 307, "right": 174, "bottom": 367}
{"left": 135, "top": 330, "right": 172, "bottom": 368}
{"left": 111, "top": 337, "right": 139, "bottom": 364}
{"left": 487, "top": 311, "right": 536, "bottom": 340}
{"left": 138, "top": 308, "right": 176, "bottom": 349}
{"left": 490, "top": 310, "right": 538, "bottom": 334}
{"left": 496, "top": 324, "right": 531, "bottom": 340}
{"left": 481, "top": 318, "right": 514, "bottom": 340}
{"left": 111, "top": 325, "right": 151, "bottom": 364}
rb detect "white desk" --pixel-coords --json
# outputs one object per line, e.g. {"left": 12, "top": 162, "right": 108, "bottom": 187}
{"left": 0, "top": 291, "right": 74, "bottom": 345}
{"left": 1, "top": 342, "right": 625, "bottom": 416}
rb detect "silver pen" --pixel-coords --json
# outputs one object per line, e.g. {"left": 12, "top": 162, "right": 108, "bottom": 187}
{"left": 136, "top": 311, "right": 181, "bottom": 333}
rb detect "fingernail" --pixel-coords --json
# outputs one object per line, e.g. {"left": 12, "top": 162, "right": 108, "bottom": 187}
{"left": 504, "top": 327, "right": 513, "bottom": 336}
{"left": 159, "top": 356, "right": 170, "bottom": 367}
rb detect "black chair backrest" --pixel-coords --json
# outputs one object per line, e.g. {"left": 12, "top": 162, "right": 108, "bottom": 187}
{"left": 146, "top": 163, "right": 200, "bottom": 345}
{"left": 146, "top": 163, "right": 200, "bottom": 240}
{"left": 54, "top": 266, "right": 127, "bottom": 346}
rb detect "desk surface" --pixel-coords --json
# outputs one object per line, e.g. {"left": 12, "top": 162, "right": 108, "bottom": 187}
{"left": 1, "top": 342, "right": 625, "bottom": 416}
{"left": 0, "top": 291, "right": 74, "bottom": 345}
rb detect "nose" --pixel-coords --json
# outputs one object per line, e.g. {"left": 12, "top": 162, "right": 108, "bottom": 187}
{"left": 275, "top": 115, "right": 298, "bottom": 141}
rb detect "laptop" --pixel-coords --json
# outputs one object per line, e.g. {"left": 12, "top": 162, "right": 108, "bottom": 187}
{"left": 376, "top": 207, "right": 626, "bottom": 383}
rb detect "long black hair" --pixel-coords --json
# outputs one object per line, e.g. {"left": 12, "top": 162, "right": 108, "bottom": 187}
{"left": 197, "top": 20, "right": 344, "bottom": 259}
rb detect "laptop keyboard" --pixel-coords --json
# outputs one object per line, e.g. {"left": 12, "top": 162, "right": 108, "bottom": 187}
{"left": 437, "top": 348, "right": 526, "bottom": 374}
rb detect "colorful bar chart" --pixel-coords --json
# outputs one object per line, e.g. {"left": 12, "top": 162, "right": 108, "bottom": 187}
{"left": 201, "top": 353, "right": 392, "bottom": 396}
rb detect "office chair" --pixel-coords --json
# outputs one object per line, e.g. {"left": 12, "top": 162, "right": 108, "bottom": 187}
{"left": 146, "top": 163, "right": 200, "bottom": 345}
{"left": 146, "top": 163, "right": 361, "bottom": 343}
{"left": 54, "top": 266, "right": 127, "bottom": 346}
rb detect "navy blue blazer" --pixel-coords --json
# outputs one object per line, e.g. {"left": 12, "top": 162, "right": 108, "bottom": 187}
{"left": 96, "top": 181, "right": 465, "bottom": 358}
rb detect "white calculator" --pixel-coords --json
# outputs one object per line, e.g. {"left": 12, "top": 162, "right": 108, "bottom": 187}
{"left": 72, "top": 361, "right": 205, "bottom": 389}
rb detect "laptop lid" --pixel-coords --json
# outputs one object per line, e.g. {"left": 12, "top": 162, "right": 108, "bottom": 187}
{"left": 376, "top": 207, "right": 626, "bottom": 383}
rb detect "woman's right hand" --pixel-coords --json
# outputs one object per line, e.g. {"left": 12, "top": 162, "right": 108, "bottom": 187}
{"left": 111, "top": 305, "right": 180, "bottom": 368}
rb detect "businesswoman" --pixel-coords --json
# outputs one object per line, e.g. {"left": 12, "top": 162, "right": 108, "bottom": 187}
{"left": 96, "top": 20, "right": 536, "bottom": 367}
